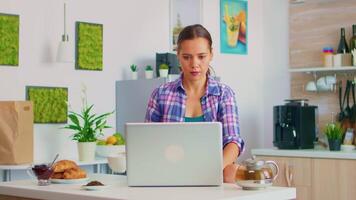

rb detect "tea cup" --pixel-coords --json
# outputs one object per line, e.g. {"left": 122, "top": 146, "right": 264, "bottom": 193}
{"left": 305, "top": 81, "right": 317, "bottom": 92}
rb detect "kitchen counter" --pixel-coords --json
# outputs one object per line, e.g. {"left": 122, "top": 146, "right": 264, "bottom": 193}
{"left": 0, "top": 158, "right": 108, "bottom": 182}
{"left": 252, "top": 148, "right": 356, "bottom": 160}
{"left": 0, "top": 174, "right": 296, "bottom": 200}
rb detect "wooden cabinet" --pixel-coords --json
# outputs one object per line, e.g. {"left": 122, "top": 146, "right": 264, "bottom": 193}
{"left": 258, "top": 156, "right": 312, "bottom": 200}
{"left": 257, "top": 156, "right": 356, "bottom": 200}
{"left": 312, "top": 159, "right": 356, "bottom": 200}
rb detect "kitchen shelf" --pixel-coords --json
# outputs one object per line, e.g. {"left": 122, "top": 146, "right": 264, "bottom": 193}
{"left": 289, "top": 66, "right": 356, "bottom": 73}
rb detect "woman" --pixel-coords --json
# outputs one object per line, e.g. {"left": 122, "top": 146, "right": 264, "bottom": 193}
{"left": 145, "top": 24, "right": 245, "bottom": 183}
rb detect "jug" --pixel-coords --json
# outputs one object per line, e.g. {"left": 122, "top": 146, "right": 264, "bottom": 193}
{"left": 235, "top": 156, "right": 279, "bottom": 190}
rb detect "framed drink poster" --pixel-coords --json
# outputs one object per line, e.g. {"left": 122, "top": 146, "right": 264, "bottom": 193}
{"left": 170, "top": 0, "right": 203, "bottom": 51}
{"left": 220, "top": 0, "right": 248, "bottom": 54}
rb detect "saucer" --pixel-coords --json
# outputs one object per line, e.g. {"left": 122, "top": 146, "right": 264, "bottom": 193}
{"left": 50, "top": 177, "right": 89, "bottom": 184}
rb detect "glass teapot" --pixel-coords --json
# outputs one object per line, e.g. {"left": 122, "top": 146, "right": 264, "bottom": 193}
{"left": 236, "top": 156, "right": 279, "bottom": 181}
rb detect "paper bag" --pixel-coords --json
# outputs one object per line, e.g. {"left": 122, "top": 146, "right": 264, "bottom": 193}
{"left": 0, "top": 101, "right": 33, "bottom": 164}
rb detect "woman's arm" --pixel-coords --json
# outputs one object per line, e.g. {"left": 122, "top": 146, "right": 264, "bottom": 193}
{"left": 145, "top": 88, "right": 161, "bottom": 122}
{"left": 223, "top": 143, "right": 239, "bottom": 169}
{"left": 218, "top": 86, "right": 245, "bottom": 159}
{"left": 217, "top": 86, "right": 245, "bottom": 182}
{"left": 223, "top": 143, "right": 240, "bottom": 183}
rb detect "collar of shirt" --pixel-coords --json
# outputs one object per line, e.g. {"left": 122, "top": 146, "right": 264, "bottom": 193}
{"left": 173, "top": 73, "right": 221, "bottom": 97}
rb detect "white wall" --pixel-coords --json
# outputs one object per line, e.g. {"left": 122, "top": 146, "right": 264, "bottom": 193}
{"left": 203, "top": 0, "right": 290, "bottom": 160}
{"left": 0, "top": 0, "right": 290, "bottom": 165}
{"left": 0, "top": 0, "right": 170, "bottom": 163}
{"left": 262, "top": 0, "right": 290, "bottom": 148}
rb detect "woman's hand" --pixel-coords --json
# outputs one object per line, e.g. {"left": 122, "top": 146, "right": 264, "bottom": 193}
{"left": 223, "top": 163, "right": 246, "bottom": 183}
{"left": 223, "top": 163, "right": 238, "bottom": 183}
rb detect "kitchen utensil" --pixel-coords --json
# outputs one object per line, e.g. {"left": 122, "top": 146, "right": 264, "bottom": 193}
{"left": 351, "top": 81, "right": 356, "bottom": 122}
{"left": 345, "top": 80, "right": 352, "bottom": 120}
{"left": 49, "top": 154, "right": 59, "bottom": 168}
{"left": 235, "top": 156, "right": 279, "bottom": 190}
{"left": 339, "top": 80, "right": 350, "bottom": 121}
{"left": 338, "top": 80, "right": 343, "bottom": 121}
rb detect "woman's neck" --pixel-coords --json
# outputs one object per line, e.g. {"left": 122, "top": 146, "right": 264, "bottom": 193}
{"left": 182, "top": 75, "right": 207, "bottom": 95}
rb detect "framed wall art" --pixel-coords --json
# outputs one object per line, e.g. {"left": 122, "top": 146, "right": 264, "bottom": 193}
{"left": 220, "top": 0, "right": 248, "bottom": 54}
{"left": 0, "top": 13, "right": 19, "bottom": 66}
{"left": 75, "top": 22, "right": 103, "bottom": 70}
{"left": 170, "top": 0, "right": 203, "bottom": 51}
{"left": 26, "top": 86, "right": 68, "bottom": 123}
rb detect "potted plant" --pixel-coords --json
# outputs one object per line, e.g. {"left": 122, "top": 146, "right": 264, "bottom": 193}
{"left": 325, "top": 123, "right": 343, "bottom": 151}
{"left": 64, "top": 88, "right": 113, "bottom": 161}
{"left": 130, "top": 64, "right": 138, "bottom": 80}
{"left": 159, "top": 63, "right": 169, "bottom": 78}
{"left": 145, "top": 65, "right": 154, "bottom": 79}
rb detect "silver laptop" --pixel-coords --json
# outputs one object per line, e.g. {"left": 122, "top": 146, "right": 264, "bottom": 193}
{"left": 125, "top": 122, "right": 223, "bottom": 187}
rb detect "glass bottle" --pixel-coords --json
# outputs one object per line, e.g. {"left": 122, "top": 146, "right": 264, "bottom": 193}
{"left": 337, "top": 27, "right": 350, "bottom": 54}
{"left": 350, "top": 25, "right": 356, "bottom": 51}
{"left": 350, "top": 25, "right": 356, "bottom": 65}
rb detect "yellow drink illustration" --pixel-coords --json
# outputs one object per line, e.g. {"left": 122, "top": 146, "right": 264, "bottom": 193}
{"left": 226, "top": 20, "right": 240, "bottom": 47}
{"left": 224, "top": 3, "right": 246, "bottom": 47}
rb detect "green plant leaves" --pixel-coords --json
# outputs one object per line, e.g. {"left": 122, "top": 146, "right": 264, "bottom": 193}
{"left": 325, "top": 123, "right": 343, "bottom": 140}
{"left": 64, "top": 103, "right": 113, "bottom": 142}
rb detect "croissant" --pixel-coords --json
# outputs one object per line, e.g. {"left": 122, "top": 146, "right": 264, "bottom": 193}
{"left": 63, "top": 168, "right": 87, "bottom": 179}
{"left": 51, "top": 172, "right": 64, "bottom": 179}
{"left": 52, "top": 160, "right": 78, "bottom": 173}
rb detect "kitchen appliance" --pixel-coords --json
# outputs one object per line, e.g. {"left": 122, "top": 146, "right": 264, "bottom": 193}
{"left": 273, "top": 99, "right": 317, "bottom": 149}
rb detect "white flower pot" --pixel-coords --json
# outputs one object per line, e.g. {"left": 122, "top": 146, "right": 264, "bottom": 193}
{"left": 131, "top": 72, "right": 138, "bottom": 80}
{"left": 159, "top": 69, "right": 169, "bottom": 78}
{"left": 77, "top": 142, "right": 96, "bottom": 162}
{"left": 145, "top": 70, "right": 154, "bottom": 79}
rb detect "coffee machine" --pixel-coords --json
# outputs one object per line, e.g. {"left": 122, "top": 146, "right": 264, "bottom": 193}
{"left": 273, "top": 99, "right": 317, "bottom": 149}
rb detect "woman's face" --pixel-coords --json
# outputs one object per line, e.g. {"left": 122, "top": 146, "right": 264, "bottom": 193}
{"left": 177, "top": 37, "right": 213, "bottom": 82}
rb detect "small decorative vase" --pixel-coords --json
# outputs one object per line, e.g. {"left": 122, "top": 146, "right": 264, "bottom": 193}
{"left": 159, "top": 69, "right": 169, "bottom": 78}
{"left": 145, "top": 70, "right": 154, "bottom": 79}
{"left": 131, "top": 72, "right": 138, "bottom": 80}
{"left": 328, "top": 139, "right": 341, "bottom": 151}
{"left": 77, "top": 142, "right": 96, "bottom": 161}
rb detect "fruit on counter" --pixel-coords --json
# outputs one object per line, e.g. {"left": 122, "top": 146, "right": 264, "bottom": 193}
{"left": 96, "top": 140, "right": 106, "bottom": 145}
{"left": 96, "top": 132, "right": 125, "bottom": 146}
{"left": 106, "top": 136, "right": 117, "bottom": 145}
{"left": 113, "top": 132, "right": 125, "bottom": 145}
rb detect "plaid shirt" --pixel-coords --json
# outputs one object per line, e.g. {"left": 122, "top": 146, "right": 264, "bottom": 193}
{"left": 145, "top": 75, "right": 245, "bottom": 155}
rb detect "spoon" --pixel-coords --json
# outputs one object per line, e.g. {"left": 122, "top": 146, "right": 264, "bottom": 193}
{"left": 49, "top": 154, "right": 59, "bottom": 168}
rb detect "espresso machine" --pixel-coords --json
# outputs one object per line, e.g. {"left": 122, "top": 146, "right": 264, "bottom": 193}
{"left": 273, "top": 99, "right": 318, "bottom": 149}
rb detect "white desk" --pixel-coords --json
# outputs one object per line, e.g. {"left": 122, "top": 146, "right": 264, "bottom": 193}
{"left": 0, "top": 174, "right": 296, "bottom": 200}
{"left": 0, "top": 158, "right": 108, "bottom": 182}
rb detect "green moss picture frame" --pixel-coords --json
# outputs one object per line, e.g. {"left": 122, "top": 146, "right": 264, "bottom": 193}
{"left": 0, "top": 13, "right": 19, "bottom": 66}
{"left": 75, "top": 22, "right": 103, "bottom": 71}
{"left": 26, "top": 86, "right": 68, "bottom": 124}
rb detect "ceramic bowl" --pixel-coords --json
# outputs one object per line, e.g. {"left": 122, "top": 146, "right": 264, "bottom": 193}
{"left": 107, "top": 153, "right": 126, "bottom": 173}
{"left": 341, "top": 144, "right": 355, "bottom": 152}
{"left": 95, "top": 145, "right": 125, "bottom": 157}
